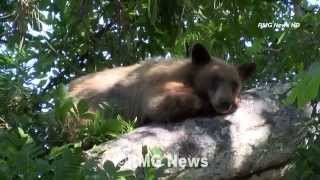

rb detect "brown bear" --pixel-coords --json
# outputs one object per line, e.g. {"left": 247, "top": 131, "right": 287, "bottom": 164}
{"left": 68, "top": 43, "right": 256, "bottom": 125}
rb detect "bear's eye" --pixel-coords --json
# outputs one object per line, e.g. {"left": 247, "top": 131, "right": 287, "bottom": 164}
{"left": 231, "top": 81, "right": 239, "bottom": 92}
{"left": 211, "top": 77, "right": 221, "bottom": 90}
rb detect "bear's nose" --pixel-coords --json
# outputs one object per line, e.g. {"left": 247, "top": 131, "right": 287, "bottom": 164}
{"left": 219, "top": 100, "right": 232, "bottom": 111}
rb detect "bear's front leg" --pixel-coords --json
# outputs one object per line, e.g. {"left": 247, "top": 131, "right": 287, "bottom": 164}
{"left": 141, "top": 82, "right": 202, "bottom": 124}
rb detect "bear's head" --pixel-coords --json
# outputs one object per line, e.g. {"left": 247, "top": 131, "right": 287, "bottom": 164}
{"left": 191, "top": 43, "right": 256, "bottom": 114}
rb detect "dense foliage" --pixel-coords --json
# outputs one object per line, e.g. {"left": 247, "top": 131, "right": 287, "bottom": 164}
{"left": 0, "top": 0, "right": 320, "bottom": 179}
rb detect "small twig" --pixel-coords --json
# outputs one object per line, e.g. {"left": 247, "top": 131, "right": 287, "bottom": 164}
{"left": 0, "top": 32, "right": 14, "bottom": 38}
{"left": 0, "top": 11, "right": 15, "bottom": 20}
{"left": 263, "top": 48, "right": 282, "bottom": 53}
{"left": 0, "top": 117, "right": 9, "bottom": 129}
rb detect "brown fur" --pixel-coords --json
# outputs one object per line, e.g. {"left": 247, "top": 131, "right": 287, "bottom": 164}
{"left": 68, "top": 44, "right": 256, "bottom": 125}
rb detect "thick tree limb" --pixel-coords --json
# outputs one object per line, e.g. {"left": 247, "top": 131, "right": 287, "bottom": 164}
{"left": 86, "top": 84, "right": 308, "bottom": 180}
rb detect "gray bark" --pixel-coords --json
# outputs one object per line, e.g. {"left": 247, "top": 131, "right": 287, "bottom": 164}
{"left": 86, "top": 84, "right": 308, "bottom": 180}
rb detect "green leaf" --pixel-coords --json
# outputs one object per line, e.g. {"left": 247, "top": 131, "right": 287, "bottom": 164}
{"left": 80, "top": 112, "right": 95, "bottom": 120}
{"left": 116, "top": 170, "right": 134, "bottom": 177}
{"left": 77, "top": 99, "right": 89, "bottom": 115}
{"left": 276, "top": 31, "right": 286, "bottom": 44}
{"left": 150, "top": 147, "right": 163, "bottom": 158}
{"left": 52, "top": 149, "right": 83, "bottom": 180}
{"left": 286, "top": 63, "right": 320, "bottom": 108}
{"left": 103, "top": 160, "right": 117, "bottom": 177}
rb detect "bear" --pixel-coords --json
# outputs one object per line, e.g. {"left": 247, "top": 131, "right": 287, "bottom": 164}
{"left": 68, "top": 43, "right": 256, "bottom": 125}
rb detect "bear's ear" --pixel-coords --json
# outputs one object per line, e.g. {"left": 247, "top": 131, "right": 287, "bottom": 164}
{"left": 191, "top": 43, "right": 211, "bottom": 65}
{"left": 237, "top": 62, "right": 256, "bottom": 81}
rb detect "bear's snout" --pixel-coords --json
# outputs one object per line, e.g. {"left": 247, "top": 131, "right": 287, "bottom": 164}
{"left": 218, "top": 100, "right": 232, "bottom": 111}
{"left": 214, "top": 99, "right": 235, "bottom": 114}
